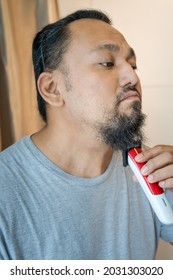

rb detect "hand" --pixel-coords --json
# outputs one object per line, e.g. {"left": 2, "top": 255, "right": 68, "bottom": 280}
{"left": 135, "top": 145, "right": 173, "bottom": 191}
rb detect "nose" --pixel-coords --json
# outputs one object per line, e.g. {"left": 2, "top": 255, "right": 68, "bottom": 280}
{"left": 119, "top": 63, "right": 139, "bottom": 88}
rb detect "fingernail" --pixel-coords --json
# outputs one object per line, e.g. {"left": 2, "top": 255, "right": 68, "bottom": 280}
{"left": 148, "top": 174, "right": 154, "bottom": 182}
{"left": 141, "top": 165, "right": 149, "bottom": 175}
{"left": 159, "top": 181, "right": 165, "bottom": 187}
{"left": 135, "top": 153, "right": 143, "bottom": 161}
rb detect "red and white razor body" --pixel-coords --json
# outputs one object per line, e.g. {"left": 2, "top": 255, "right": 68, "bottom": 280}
{"left": 127, "top": 147, "right": 173, "bottom": 224}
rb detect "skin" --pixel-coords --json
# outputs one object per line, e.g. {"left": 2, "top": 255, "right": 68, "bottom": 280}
{"left": 32, "top": 19, "right": 173, "bottom": 192}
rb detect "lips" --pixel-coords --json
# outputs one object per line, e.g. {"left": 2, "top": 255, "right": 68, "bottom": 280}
{"left": 120, "top": 90, "right": 141, "bottom": 102}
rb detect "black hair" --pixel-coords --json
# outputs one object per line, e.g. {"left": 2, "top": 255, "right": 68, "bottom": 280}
{"left": 32, "top": 9, "right": 112, "bottom": 122}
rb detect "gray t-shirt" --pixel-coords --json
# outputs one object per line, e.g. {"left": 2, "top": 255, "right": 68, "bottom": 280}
{"left": 0, "top": 136, "right": 173, "bottom": 259}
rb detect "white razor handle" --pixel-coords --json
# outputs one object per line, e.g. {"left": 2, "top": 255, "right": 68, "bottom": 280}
{"left": 128, "top": 148, "right": 173, "bottom": 225}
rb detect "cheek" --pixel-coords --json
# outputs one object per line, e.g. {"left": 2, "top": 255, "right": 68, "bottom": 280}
{"left": 66, "top": 69, "right": 118, "bottom": 120}
{"left": 77, "top": 74, "right": 117, "bottom": 108}
{"left": 66, "top": 90, "right": 111, "bottom": 125}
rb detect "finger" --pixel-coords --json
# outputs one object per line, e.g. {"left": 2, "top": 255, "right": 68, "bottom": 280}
{"left": 159, "top": 178, "right": 173, "bottom": 191}
{"left": 135, "top": 145, "right": 173, "bottom": 163}
{"left": 132, "top": 174, "right": 138, "bottom": 183}
{"left": 146, "top": 164, "right": 173, "bottom": 184}
{"left": 141, "top": 152, "right": 173, "bottom": 175}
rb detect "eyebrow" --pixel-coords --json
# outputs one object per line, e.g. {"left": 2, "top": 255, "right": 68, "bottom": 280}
{"left": 91, "top": 43, "right": 136, "bottom": 59}
{"left": 92, "top": 43, "right": 120, "bottom": 53}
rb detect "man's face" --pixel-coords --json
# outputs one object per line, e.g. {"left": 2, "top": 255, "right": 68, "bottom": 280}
{"left": 59, "top": 19, "right": 145, "bottom": 150}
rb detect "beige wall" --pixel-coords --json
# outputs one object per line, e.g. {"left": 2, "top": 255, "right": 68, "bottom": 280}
{"left": 58, "top": 0, "right": 173, "bottom": 259}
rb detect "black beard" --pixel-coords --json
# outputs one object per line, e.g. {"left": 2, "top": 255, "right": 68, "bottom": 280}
{"left": 98, "top": 101, "right": 146, "bottom": 151}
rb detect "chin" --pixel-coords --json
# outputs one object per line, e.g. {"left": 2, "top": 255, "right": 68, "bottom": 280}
{"left": 119, "top": 101, "right": 141, "bottom": 117}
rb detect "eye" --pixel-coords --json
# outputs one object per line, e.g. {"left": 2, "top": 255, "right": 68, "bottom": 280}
{"left": 99, "top": 61, "right": 114, "bottom": 68}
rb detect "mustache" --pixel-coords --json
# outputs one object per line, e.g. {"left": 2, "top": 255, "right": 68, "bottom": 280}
{"left": 122, "top": 85, "right": 139, "bottom": 94}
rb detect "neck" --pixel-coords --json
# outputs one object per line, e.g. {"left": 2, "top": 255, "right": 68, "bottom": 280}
{"left": 32, "top": 122, "right": 113, "bottom": 178}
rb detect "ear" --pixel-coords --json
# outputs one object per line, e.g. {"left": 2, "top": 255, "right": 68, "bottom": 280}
{"left": 37, "top": 71, "right": 64, "bottom": 107}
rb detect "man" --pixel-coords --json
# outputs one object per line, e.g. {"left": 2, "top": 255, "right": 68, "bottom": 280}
{"left": 0, "top": 9, "right": 173, "bottom": 260}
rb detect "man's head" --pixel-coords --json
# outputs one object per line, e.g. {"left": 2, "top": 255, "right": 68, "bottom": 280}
{"left": 32, "top": 9, "right": 146, "bottom": 150}
{"left": 32, "top": 9, "right": 111, "bottom": 122}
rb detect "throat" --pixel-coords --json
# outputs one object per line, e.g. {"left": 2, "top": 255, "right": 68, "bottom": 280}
{"left": 63, "top": 149, "right": 113, "bottom": 178}
{"left": 31, "top": 127, "right": 113, "bottom": 178}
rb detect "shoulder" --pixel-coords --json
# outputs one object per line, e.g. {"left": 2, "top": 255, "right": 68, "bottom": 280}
{"left": 0, "top": 136, "right": 32, "bottom": 182}
{"left": 0, "top": 136, "right": 28, "bottom": 162}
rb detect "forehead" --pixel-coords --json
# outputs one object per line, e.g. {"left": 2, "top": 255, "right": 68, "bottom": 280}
{"left": 68, "top": 18, "right": 132, "bottom": 56}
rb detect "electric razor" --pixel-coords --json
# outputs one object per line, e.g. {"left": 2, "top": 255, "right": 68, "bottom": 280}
{"left": 123, "top": 147, "right": 173, "bottom": 225}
